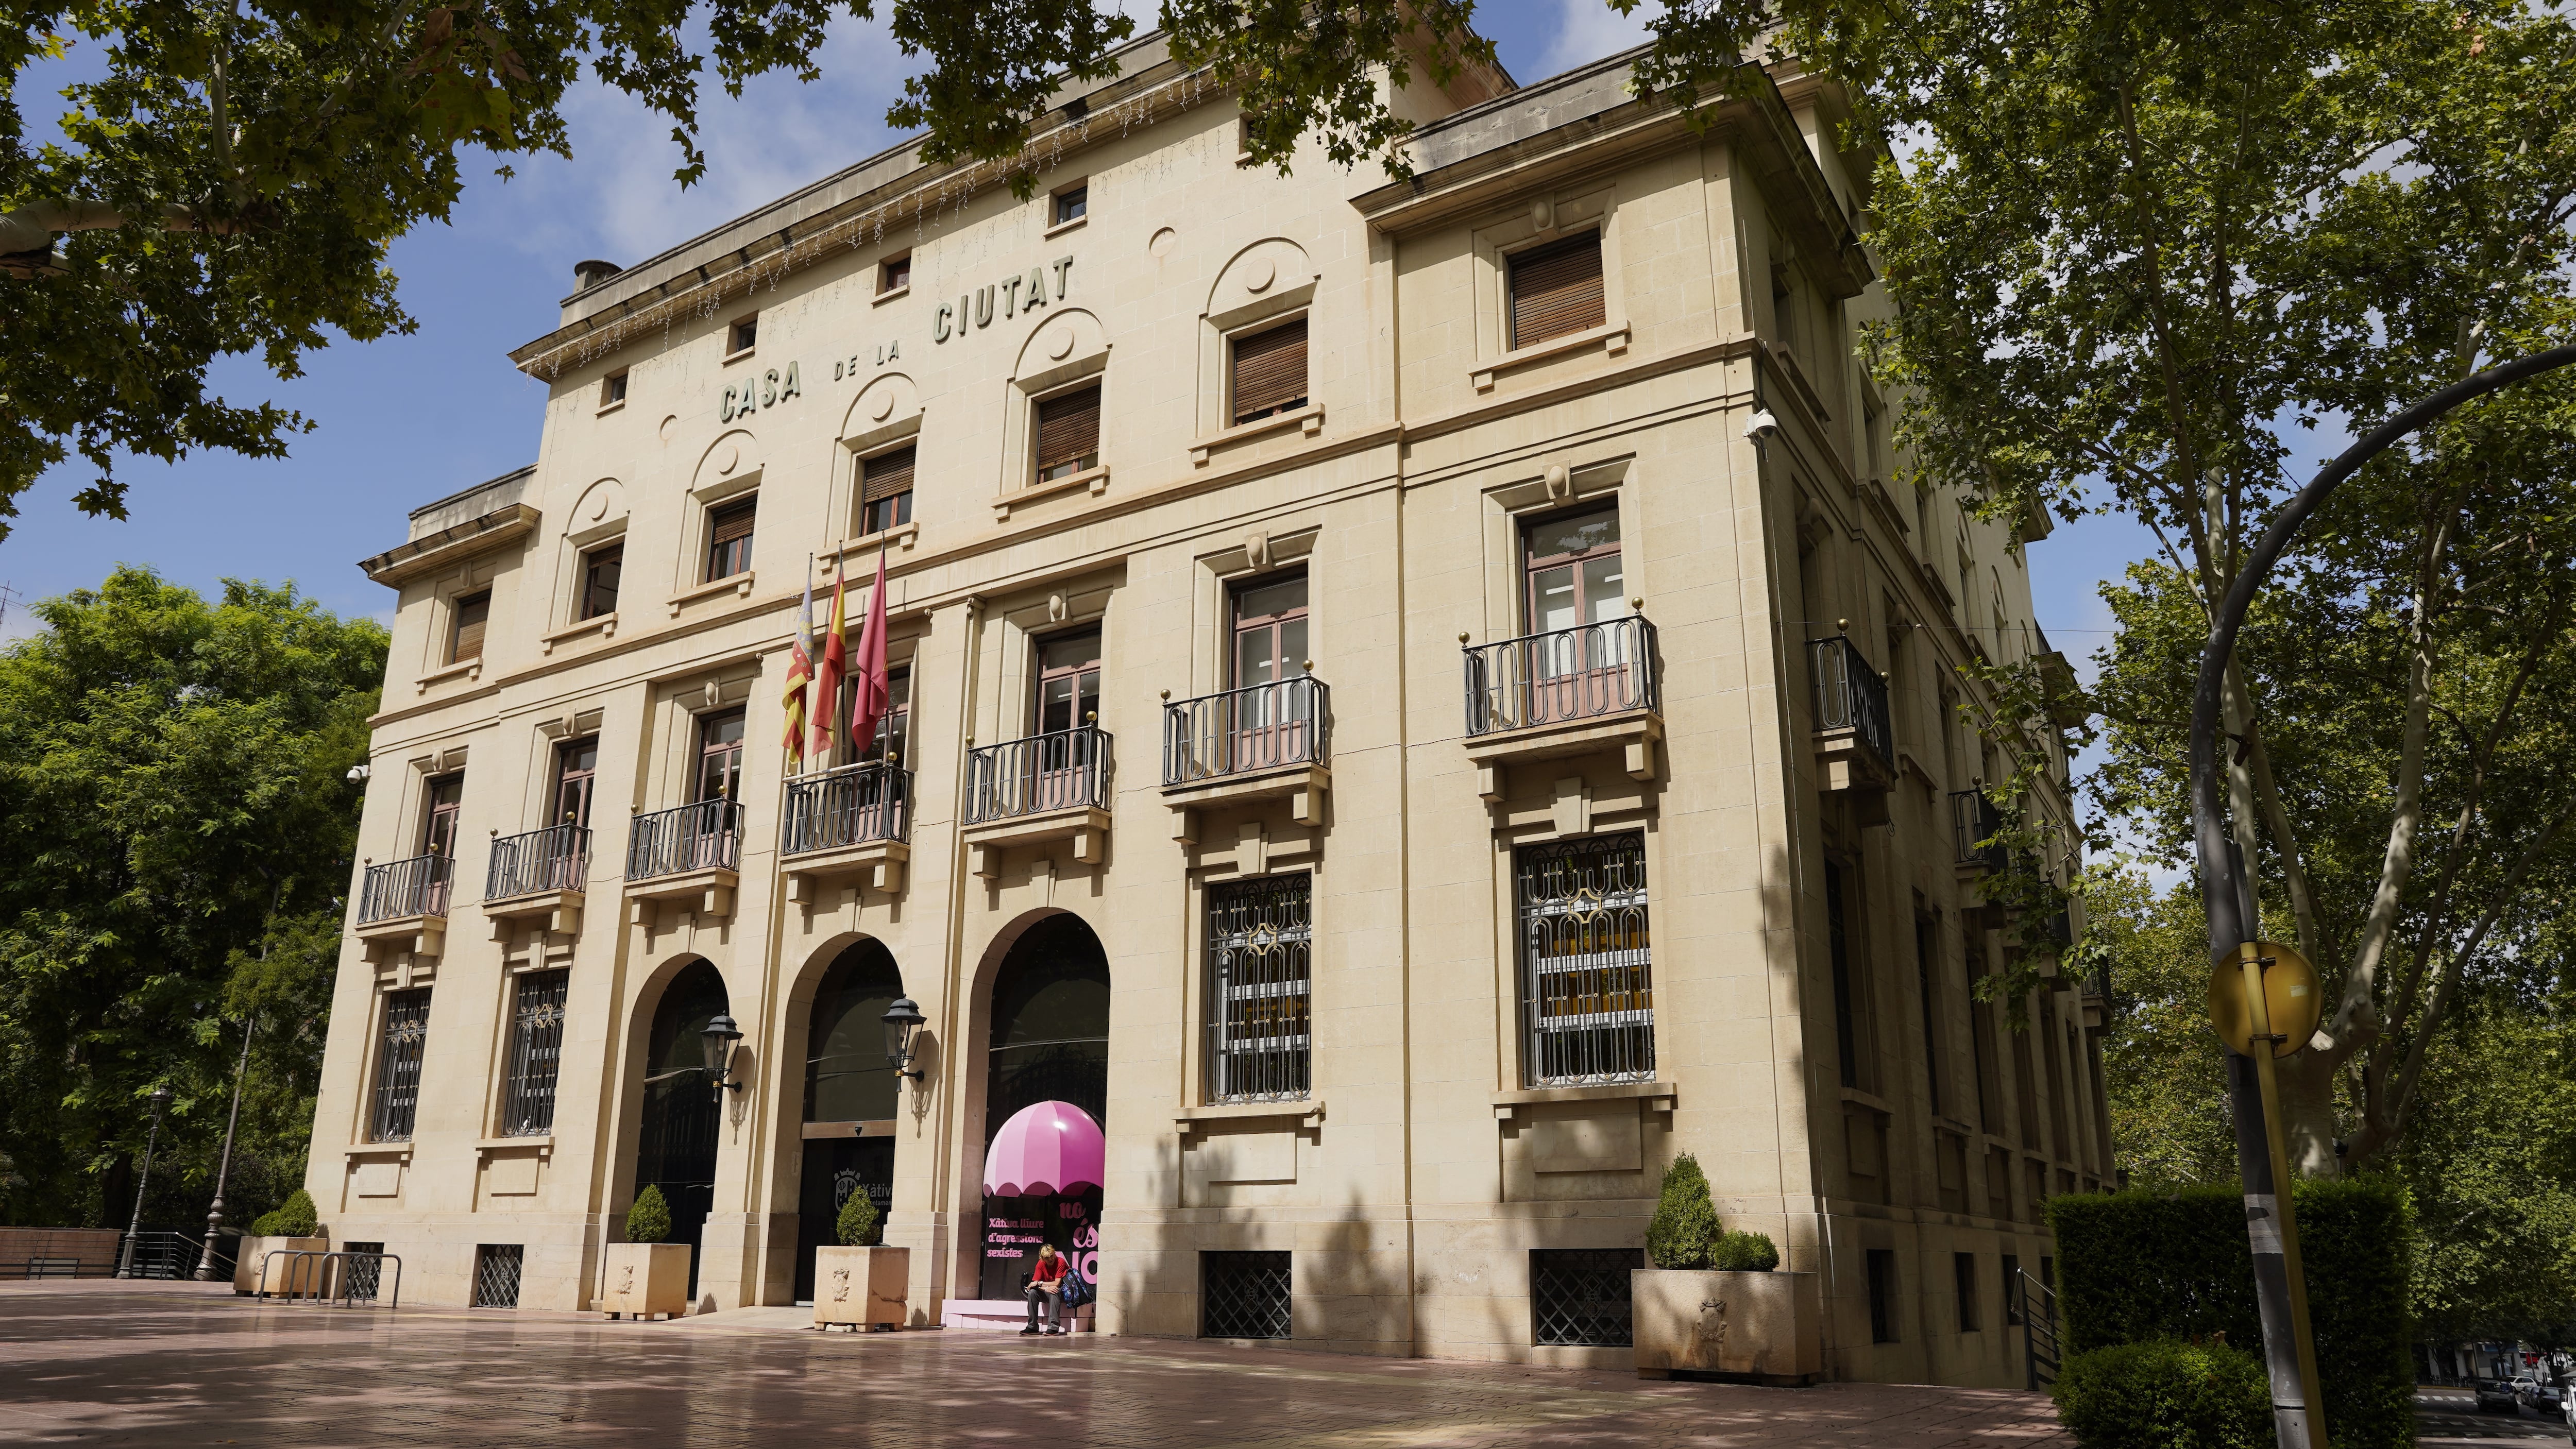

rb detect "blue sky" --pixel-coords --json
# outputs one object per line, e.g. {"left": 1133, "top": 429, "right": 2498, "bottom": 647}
{"left": 0, "top": 0, "right": 2149, "bottom": 671}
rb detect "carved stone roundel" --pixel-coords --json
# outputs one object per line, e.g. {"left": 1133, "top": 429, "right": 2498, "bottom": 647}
{"left": 718, "top": 442, "right": 739, "bottom": 475}
{"left": 1245, "top": 257, "right": 1276, "bottom": 294}
{"left": 1047, "top": 328, "right": 1075, "bottom": 361}
{"left": 871, "top": 390, "right": 895, "bottom": 422}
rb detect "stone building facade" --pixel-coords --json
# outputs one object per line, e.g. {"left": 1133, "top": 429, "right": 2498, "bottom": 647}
{"left": 311, "top": 34, "right": 2108, "bottom": 1385}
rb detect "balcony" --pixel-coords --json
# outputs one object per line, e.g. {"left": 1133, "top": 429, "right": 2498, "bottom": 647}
{"left": 1950, "top": 790, "right": 2008, "bottom": 875}
{"left": 1810, "top": 636, "right": 1894, "bottom": 818}
{"left": 781, "top": 761, "right": 913, "bottom": 902}
{"left": 355, "top": 853, "right": 451, "bottom": 961}
{"left": 624, "top": 799, "right": 742, "bottom": 925}
{"left": 481, "top": 824, "right": 589, "bottom": 938}
{"left": 1161, "top": 677, "right": 1329, "bottom": 828}
{"left": 1460, "top": 616, "right": 1663, "bottom": 801}
{"left": 962, "top": 726, "right": 1111, "bottom": 878}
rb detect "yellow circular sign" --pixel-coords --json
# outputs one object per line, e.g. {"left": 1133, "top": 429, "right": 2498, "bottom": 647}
{"left": 2206, "top": 941, "right": 2325, "bottom": 1059}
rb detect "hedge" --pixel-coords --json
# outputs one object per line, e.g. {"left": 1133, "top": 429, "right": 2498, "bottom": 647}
{"left": 2049, "top": 1177, "right": 2416, "bottom": 1449}
{"left": 2053, "top": 1339, "right": 2272, "bottom": 1449}
{"left": 249, "top": 1188, "right": 318, "bottom": 1238}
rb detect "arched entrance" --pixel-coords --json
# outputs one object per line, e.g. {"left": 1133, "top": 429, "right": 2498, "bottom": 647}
{"left": 978, "top": 913, "right": 1109, "bottom": 1301}
{"left": 635, "top": 959, "right": 726, "bottom": 1298}
{"left": 794, "top": 939, "right": 902, "bottom": 1302}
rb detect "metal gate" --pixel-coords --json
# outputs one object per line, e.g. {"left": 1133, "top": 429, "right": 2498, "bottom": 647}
{"left": 472, "top": 1244, "right": 523, "bottom": 1308}
{"left": 1200, "top": 1251, "right": 1291, "bottom": 1340}
{"left": 1530, "top": 1248, "right": 1642, "bottom": 1346}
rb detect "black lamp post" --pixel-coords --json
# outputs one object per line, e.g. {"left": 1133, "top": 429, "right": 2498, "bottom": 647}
{"left": 882, "top": 997, "right": 927, "bottom": 1081}
{"left": 115, "top": 1085, "right": 174, "bottom": 1280}
{"left": 193, "top": 1017, "right": 257, "bottom": 1281}
{"left": 2189, "top": 341, "right": 2576, "bottom": 1448}
{"left": 700, "top": 1014, "right": 744, "bottom": 1099}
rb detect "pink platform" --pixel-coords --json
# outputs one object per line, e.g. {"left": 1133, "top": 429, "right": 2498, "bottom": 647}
{"left": 940, "top": 1298, "right": 1096, "bottom": 1332}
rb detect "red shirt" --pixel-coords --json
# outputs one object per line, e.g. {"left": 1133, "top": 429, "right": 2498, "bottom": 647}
{"left": 1030, "top": 1255, "right": 1067, "bottom": 1285}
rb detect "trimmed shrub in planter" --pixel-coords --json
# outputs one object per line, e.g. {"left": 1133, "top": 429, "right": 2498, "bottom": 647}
{"left": 1645, "top": 1154, "right": 1721, "bottom": 1269}
{"left": 625, "top": 1184, "right": 672, "bottom": 1244}
{"left": 1714, "top": 1231, "right": 1780, "bottom": 1272}
{"left": 2053, "top": 1339, "right": 2269, "bottom": 1449}
{"left": 837, "top": 1187, "right": 882, "bottom": 1247}
{"left": 2049, "top": 1177, "right": 2415, "bottom": 1449}
{"left": 250, "top": 1188, "right": 318, "bottom": 1238}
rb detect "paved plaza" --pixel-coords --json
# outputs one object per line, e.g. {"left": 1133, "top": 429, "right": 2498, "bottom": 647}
{"left": 0, "top": 1282, "right": 2548, "bottom": 1448}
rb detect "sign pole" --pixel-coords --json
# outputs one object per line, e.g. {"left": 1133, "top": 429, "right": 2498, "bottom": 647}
{"left": 2235, "top": 943, "right": 2330, "bottom": 1445}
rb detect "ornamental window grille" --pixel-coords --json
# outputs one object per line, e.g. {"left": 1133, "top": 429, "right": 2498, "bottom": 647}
{"left": 500, "top": 969, "right": 570, "bottom": 1137}
{"left": 1200, "top": 1251, "right": 1291, "bottom": 1340}
{"left": 1530, "top": 1248, "right": 1643, "bottom": 1346}
{"left": 1516, "top": 833, "right": 1653, "bottom": 1086}
{"left": 472, "top": 1244, "right": 523, "bottom": 1308}
{"left": 342, "top": 1242, "right": 385, "bottom": 1302}
{"left": 1206, "top": 874, "right": 1312, "bottom": 1102}
{"left": 368, "top": 988, "right": 432, "bottom": 1142}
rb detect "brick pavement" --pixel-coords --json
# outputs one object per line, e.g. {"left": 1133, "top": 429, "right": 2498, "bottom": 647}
{"left": 0, "top": 1281, "right": 2076, "bottom": 1448}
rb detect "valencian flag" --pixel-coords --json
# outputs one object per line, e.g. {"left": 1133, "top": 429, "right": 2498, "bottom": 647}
{"left": 808, "top": 562, "right": 850, "bottom": 760}
{"left": 849, "top": 546, "right": 892, "bottom": 754}
{"left": 781, "top": 560, "right": 815, "bottom": 764}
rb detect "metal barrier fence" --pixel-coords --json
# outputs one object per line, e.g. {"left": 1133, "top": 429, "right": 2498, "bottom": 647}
{"left": 1463, "top": 616, "right": 1660, "bottom": 736}
{"left": 256, "top": 1249, "right": 403, "bottom": 1309}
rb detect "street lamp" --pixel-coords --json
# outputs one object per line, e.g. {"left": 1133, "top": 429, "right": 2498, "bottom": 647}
{"left": 882, "top": 997, "right": 927, "bottom": 1082}
{"left": 700, "top": 1014, "right": 744, "bottom": 1098}
{"left": 115, "top": 1085, "right": 174, "bottom": 1280}
{"left": 2189, "top": 340, "right": 2576, "bottom": 1449}
{"left": 194, "top": 1018, "right": 257, "bottom": 1281}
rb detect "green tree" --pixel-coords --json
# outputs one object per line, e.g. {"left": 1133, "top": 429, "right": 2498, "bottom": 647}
{"left": 2091, "top": 870, "right": 2237, "bottom": 1190}
{"left": 0, "top": 567, "right": 384, "bottom": 1230}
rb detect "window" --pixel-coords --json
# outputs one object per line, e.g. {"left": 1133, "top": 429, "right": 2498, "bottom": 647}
{"left": 1866, "top": 1248, "right": 1900, "bottom": 1343}
{"left": 601, "top": 370, "right": 629, "bottom": 407}
{"left": 697, "top": 707, "right": 746, "bottom": 802}
{"left": 1516, "top": 832, "right": 1652, "bottom": 1086}
{"left": 368, "top": 988, "right": 432, "bottom": 1141}
{"left": 1052, "top": 182, "right": 1088, "bottom": 227}
{"left": 448, "top": 590, "right": 490, "bottom": 664}
{"left": 2014, "top": 994, "right": 2043, "bottom": 1147}
{"left": 1232, "top": 574, "right": 1309, "bottom": 689}
{"left": 878, "top": 253, "right": 911, "bottom": 294}
{"left": 1034, "top": 628, "right": 1101, "bottom": 735}
{"left": 500, "top": 969, "right": 569, "bottom": 1136}
{"left": 1955, "top": 1252, "right": 1981, "bottom": 1332}
{"left": 1200, "top": 1251, "right": 1290, "bottom": 1340}
{"left": 1523, "top": 505, "right": 1622, "bottom": 635}
{"left": 1229, "top": 317, "right": 1308, "bottom": 425}
{"left": 580, "top": 543, "right": 622, "bottom": 620}
{"left": 728, "top": 315, "right": 757, "bottom": 354}
{"left": 1969, "top": 936, "right": 2003, "bottom": 1133}
{"left": 1530, "top": 1249, "right": 1643, "bottom": 1347}
{"left": 1507, "top": 231, "right": 1604, "bottom": 349}
{"left": 1826, "top": 861, "right": 1869, "bottom": 1090}
{"left": 705, "top": 497, "right": 756, "bottom": 581}
{"left": 472, "top": 1243, "right": 523, "bottom": 1308}
{"left": 1035, "top": 384, "right": 1101, "bottom": 483}
{"left": 1914, "top": 909, "right": 1945, "bottom": 1117}
{"left": 552, "top": 737, "right": 598, "bottom": 829}
{"left": 1987, "top": 1144, "right": 2013, "bottom": 1220}
{"left": 1207, "top": 873, "right": 1312, "bottom": 1102}
{"left": 859, "top": 445, "right": 915, "bottom": 536}
{"left": 422, "top": 774, "right": 464, "bottom": 860}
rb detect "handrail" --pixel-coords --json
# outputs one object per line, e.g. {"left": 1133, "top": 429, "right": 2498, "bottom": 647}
{"left": 257, "top": 1249, "right": 402, "bottom": 1309}
{"left": 965, "top": 726, "right": 1112, "bottom": 825}
{"left": 1163, "top": 676, "right": 1329, "bottom": 785}
{"left": 1462, "top": 615, "right": 1660, "bottom": 737}
{"left": 626, "top": 799, "right": 743, "bottom": 880}
{"left": 781, "top": 760, "right": 913, "bottom": 856}
{"left": 358, "top": 853, "right": 452, "bottom": 923}
{"left": 487, "top": 823, "right": 590, "bottom": 900}
{"left": 2013, "top": 1267, "right": 2061, "bottom": 1390}
{"left": 1809, "top": 635, "right": 1893, "bottom": 771}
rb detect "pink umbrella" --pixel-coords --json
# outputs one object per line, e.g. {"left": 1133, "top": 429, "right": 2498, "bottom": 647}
{"left": 982, "top": 1101, "right": 1105, "bottom": 1198}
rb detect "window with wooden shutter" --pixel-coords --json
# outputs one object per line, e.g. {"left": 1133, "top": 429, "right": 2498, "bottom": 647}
{"left": 1507, "top": 232, "right": 1605, "bottom": 349}
{"left": 580, "top": 543, "right": 622, "bottom": 620}
{"left": 706, "top": 497, "right": 757, "bottom": 581}
{"left": 1035, "top": 384, "right": 1101, "bottom": 483}
{"left": 879, "top": 254, "right": 911, "bottom": 294}
{"left": 449, "top": 591, "right": 490, "bottom": 663}
{"left": 860, "top": 446, "right": 916, "bottom": 534}
{"left": 1230, "top": 318, "right": 1309, "bottom": 425}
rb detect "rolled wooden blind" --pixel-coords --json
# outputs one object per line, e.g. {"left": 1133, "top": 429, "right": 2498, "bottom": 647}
{"left": 861, "top": 446, "right": 917, "bottom": 504}
{"left": 709, "top": 497, "right": 757, "bottom": 547}
{"left": 1231, "top": 318, "right": 1309, "bottom": 424}
{"left": 1508, "top": 233, "right": 1605, "bottom": 349}
{"left": 450, "top": 592, "right": 490, "bottom": 663}
{"left": 1036, "top": 385, "right": 1101, "bottom": 479}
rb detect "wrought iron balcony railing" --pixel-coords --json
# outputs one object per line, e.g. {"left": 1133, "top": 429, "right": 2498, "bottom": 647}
{"left": 781, "top": 760, "right": 912, "bottom": 856}
{"left": 965, "top": 725, "right": 1111, "bottom": 825}
{"left": 1164, "top": 676, "right": 1329, "bottom": 785}
{"left": 626, "top": 799, "right": 743, "bottom": 881}
{"left": 358, "top": 853, "right": 452, "bottom": 924}
{"left": 1809, "top": 635, "right": 1893, "bottom": 771}
{"left": 487, "top": 823, "right": 590, "bottom": 901}
{"left": 1949, "top": 789, "right": 2008, "bottom": 872}
{"left": 1462, "top": 615, "right": 1660, "bottom": 737}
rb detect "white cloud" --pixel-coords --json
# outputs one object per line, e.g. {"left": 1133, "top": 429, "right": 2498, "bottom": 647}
{"left": 1534, "top": 0, "right": 1653, "bottom": 79}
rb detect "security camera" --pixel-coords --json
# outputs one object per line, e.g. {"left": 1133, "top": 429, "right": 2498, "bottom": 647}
{"left": 1745, "top": 408, "right": 1781, "bottom": 440}
{"left": 346, "top": 762, "right": 371, "bottom": 782}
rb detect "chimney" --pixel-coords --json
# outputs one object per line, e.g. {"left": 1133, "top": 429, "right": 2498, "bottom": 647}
{"left": 572, "top": 259, "right": 623, "bottom": 291}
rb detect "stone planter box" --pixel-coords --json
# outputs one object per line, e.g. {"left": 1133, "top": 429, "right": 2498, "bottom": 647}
{"left": 599, "top": 1242, "right": 692, "bottom": 1320}
{"left": 237, "top": 1236, "right": 329, "bottom": 1296}
{"left": 1632, "top": 1269, "right": 1821, "bottom": 1384}
{"left": 812, "top": 1245, "right": 909, "bottom": 1331}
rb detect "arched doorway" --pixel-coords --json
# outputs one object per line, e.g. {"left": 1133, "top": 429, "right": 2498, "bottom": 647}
{"left": 635, "top": 959, "right": 726, "bottom": 1298}
{"left": 794, "top": 939, "right": 902, "bottom": 1302}
{"left": 979, "top": 913, "right": 1109, "bottom": 1301}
